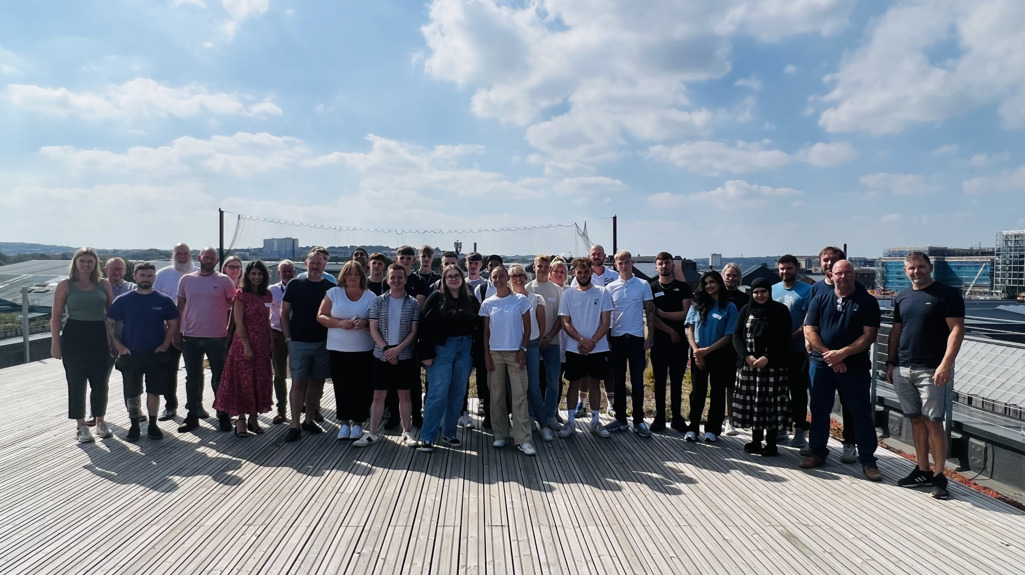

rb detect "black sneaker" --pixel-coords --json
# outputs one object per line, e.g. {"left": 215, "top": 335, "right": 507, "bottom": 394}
{"left": 301, "top": 421, "right": 324, "bottom": 434}
{"left": 148, "top": 423, "right": 164, "bottom": 440}
{"left": 177, "top": 416, "right": 199, "bottom": 433}
{"left": 217, "top": 411, "right": 233, "bottom": 432}
{"left": 126, "top": 422, "right": 141, "bottom": 442}
{"left": 670, "top": 417, "right": 688, "bottom": 433}
{"left": 930, "top": 473, "right": 950, "bottom": 499}
{"left": 284, "top": 427, "right": 302, "bottom": 442}
{"left": 649, "top": 417, "right": 666, "bottom": 432}
{"left": 761, "top": 445, "right": 778, "bottom": 457}
{"left": 897, "top": 466, "right": 934, "bottom": 488}
{"left": 743, "top": 442, "right": 763, "bottom": 454}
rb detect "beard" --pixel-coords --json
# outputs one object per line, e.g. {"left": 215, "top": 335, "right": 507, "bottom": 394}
{"left": 200, "top": 262, "right": 216, "bottom": 273}
{"left": 576, "top": 275, "right": 591, "bottom": 287}
{"left": 175, "top": 260, "right": 194, "bottom": 273}
{"left": 137, "top": 281, "right": 153, "bottom": 290}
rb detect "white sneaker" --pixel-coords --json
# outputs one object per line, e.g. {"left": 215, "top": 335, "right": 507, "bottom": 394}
{"left": 557, "top": 422, "right": 576, "bottom": 438}
{"left": 541, "top": 427, "right": 555, "bottom": 442}
{"left": 684, "top": 431, "right": 697, "bottom": 442}
{"left": 517, "top": 442, "right": 537, "bottom": 456}
{"left": 458, "top": 413, "right": 475, "bottom": 428}
{"left": 349, "top": 424, "right": 363, "bottom": 439}
{"left": 724, "top": 420, "right": 738, "bottom": 436}
{"left": 493, "top": 437, "right": 510, "bottom": 448}
{"left": 703, "top": 432, "right": 718, "bottom": 443}
{"left": 76, "top": 426, "right": 94, "bottom": 443}
{"left": 401, "top": 432, "right": 417, "bottom": 446}
{"left": 841, "top": 444, "right": 858, "bottom": 463}
{"left": 592, "top": 421, "right": 611, "bottom": 438}
{"left": 353, "top": 433, "right": 379, "bottom": 447}
{"left": 337, "top": 424, "right": 351, "bottom": 440}
{"left": 95, "top": 421, "right": 112, "bottom": 439}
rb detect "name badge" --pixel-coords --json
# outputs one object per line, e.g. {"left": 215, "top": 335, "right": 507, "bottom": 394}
{"left": 547, "top": 296, "right": 556, "bottom": 302}
{"left": 653, "top": 292, "right": 664, "bottom": 298}
{"left": 712, "top": 313, "right": 722, "bottom": 320}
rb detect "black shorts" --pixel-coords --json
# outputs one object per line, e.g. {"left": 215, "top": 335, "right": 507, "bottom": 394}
{"left": 564, "top": 352, "right": 609, "bottom": 382}
{"left": 373, "top": 358, "right": 418, "bottom": 391}
{"left": 117, "top": 351, "right": 176, "bottom": 396}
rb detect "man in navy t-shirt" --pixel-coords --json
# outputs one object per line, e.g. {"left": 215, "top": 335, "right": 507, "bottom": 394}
{"left": 886, "top": 252, "right": 965, "bottom": 499}
{"left": 801, "top": 260, "right": 883, "bottom": 481}
{"left": 106, "top": 262, "right": 180, "bottom": 441}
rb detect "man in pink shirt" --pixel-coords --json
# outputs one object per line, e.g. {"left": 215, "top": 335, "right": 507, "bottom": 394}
{"left": 174, "top": 247, "right": 238, "bottom": 433}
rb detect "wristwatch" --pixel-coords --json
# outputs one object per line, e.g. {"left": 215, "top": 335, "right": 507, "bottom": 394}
{"left": 519, "top": 346, "right": 527, "bottom": 352}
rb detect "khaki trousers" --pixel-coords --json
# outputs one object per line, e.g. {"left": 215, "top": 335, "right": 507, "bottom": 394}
{"left": 488, "top": 350, "right": 531, "bottom": 445}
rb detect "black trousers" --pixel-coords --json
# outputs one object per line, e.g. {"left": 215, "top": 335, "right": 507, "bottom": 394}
{"left": 650, "top": 338, "right": 687, "bottom": 420}
{"left": 61, "top": 320, "right": 110, "bottom": 420}
{"left": 687, "top": 347, "right": 733, "bottom": 436}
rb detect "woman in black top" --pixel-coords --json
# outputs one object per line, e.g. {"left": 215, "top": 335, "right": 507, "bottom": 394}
{"left": 732, "top": 277, "right": 792, "bottom": 456}
{"left": 417, "top": 264, "right": 481, "bottom": 451}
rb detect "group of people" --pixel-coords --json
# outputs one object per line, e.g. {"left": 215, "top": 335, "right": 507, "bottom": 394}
{"left": 52, "top": 241, "right": 963, "bottom": 498}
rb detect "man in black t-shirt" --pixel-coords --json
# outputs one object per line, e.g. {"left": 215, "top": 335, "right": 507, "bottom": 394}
{"left": 802, "top": 260, "right": 882, "bottom": 481}
{"left": 282, "top": 246, "right": 336, "bottom": 442}
{"left": 649, "top": 252, "right": 693, "bottom": 432}
{"left": 886, "top": 252, "right": 965, "bottom": 499}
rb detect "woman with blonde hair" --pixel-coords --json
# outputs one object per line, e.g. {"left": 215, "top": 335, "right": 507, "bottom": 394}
{"left": 222, "top": 255, "right": 244, "bottom": 288}
{"left": 51, "top": 247, "right": 114, "bottom": 443}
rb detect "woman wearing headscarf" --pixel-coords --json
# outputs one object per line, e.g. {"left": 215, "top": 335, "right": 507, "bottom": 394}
{"left": 732, "top": 277, "right": 792, "bottom": 456}
{"left": 684, "top": 270, "right": 738, "bottom": 443}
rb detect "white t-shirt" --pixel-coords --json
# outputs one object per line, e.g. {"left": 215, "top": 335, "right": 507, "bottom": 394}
{"left": 269, "top": 281, "right": 287, "bottom": 331}
{"left": 607, "top": 276, "right": 653, "bottom": 337}
{"left": 526, "top": 279, "right": 562, "bottom": 336}
{"left": 479, "top": 292, "right": 531, "bottom": 351}
{"left": 570, "top": 266, "right": 618, "bottom": 288}
{"left": 153, "top": 265, "right": 194, "bottom": 300}
{"left": 558, "top": 285, "right": 613, "bottom": 354}
{"left": 325, "top": 287, "right": 375, "bottom": 352}
{"left": 521, "top": 291, "right": 545, "bottom": 341}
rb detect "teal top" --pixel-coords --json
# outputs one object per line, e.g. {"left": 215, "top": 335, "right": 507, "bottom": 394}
{"left": 66, "top": 281, "right": 107, "bottom": 322}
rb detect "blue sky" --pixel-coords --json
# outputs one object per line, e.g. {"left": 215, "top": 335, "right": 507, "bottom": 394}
{"left": 2, "top": 0, "right": 1024, "bottom": 259}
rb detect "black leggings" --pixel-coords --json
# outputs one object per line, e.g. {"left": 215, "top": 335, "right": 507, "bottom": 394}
{"left": 62, "top": 320, "right": 110, "bottom": 420}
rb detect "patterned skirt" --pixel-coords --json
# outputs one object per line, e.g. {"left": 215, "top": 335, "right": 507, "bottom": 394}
{"left": 731, "top": 364, "right": 790, "bottom": 430}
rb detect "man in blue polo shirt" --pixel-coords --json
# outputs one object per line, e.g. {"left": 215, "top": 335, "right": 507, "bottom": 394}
{"left": 106, "top": 262, "right": 180, "bottom": 441}
{"left": 801, "top": 260, "right": 882, "bottom": 481}
{"left": 772, "top": 254, "right": 812, "bottom": 447}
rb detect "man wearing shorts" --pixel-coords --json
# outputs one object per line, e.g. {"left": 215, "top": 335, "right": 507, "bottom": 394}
{"left": 106, "top": 262, "right": 179, "bottom": 441}
{"left": 282, "top": 247, "right": 336, "bottom": 442}
{"left": 558, "top": 257, "right": 613, "bottom": 438}
{"left": 887, "top": 251, "right": 965, "bottom": 499}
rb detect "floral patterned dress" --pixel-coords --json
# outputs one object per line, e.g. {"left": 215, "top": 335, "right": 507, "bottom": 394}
{"left": 214, "top": 289, "right": 273, "bottom": 416}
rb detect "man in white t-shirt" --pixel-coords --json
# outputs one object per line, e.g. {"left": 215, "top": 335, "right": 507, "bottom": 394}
{"left": 152, "top": 242, "right": 195, "bottom": 421}
{"left": 605, "top": 250, "right": 655, "bottom": 437}
{"left": 479, "top": 266, "right": 536, "bottom": 456}
{"left": 525, "top": 253, "right": 564, "bottom": 430}
{"left": 558, "top": 257, "right": 613, "bottom": 438}
{"left": 569, "top": 244, "right": 618, "bottom": 416}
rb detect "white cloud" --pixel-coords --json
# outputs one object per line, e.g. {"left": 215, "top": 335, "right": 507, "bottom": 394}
{"left": 421, "top": 0, "right": 853, "bottom": 165}
{"left": 783, "top": 64, "right": 799, "bottom": 75}
{"left": 794, "top": 141, "right": 858, "bottom": 167}
{"left": 963, "top": 164, "right": 1025, "bottom": 194}
{"left": 40, "top": 132, "right": 309, "bottom": 178}
{"left": 859, "top": 172, "right": 940, "bottom": 195}
{"left": 0, "top": 45, "right": 26, "bottom": 75}
{"left": 818, "top": 0, "right": 1025, "bottom": 133}
{"left": 931, "top": 144, "right": 959, "bottom": 156}
{"left": 968, "top": 152, "right": 1010, "bottom": 167}
{"left": 687, "top": 179, "right": 803, "bottom": 207}
{"left": 647, "top": 140, "right": 790, "bottom": 176}
{"left": 169, "top": 0, "right": 205, "bottom": 7}
{"left": 168, "top": 0, "right": 269, "bottom": 41}
{"left": 6, "top": 78, "right": 281, "bottom": 120}
{"left": 734, "top": 76, "right": 762, "bottom": 91}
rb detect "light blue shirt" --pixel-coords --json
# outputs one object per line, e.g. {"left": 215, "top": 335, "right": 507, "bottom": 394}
{"left": 772, "top": 281, "right": 812, "bottom": 351}
{"left": 684, "top": 301, "right": 737, "bottom": 347}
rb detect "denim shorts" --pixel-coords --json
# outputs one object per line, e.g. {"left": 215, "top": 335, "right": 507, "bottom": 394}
{"left": 289, "top": 340, "right": 330, "bottom": 381}
{"left": 893, "top": 366, "right": 950, "bottom": 421}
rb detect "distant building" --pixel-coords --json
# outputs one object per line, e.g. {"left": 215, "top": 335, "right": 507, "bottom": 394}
{"left": 709, "top": 253, "right": 722, "bottom": 269}
{"left": 996, "top": 231, "right": 1025, "bottom": 299}
{"left": 879, "top": 245, "right": 994, "bottom": 296}
{"left": 263, "top": 237, "right": 299, "bottom": 260}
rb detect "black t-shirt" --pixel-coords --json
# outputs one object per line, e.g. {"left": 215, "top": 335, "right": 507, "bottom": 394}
{"left": 726, "top": 288, "right": 750, "bottom": 309}
{"left": 805, "top": 288, "right": 881, "bottom": 373}
{"left": 367, "top": 279, "right": 385, "bottom": 296}
{"left": 892, "top": 281, "right": 965, "bottom": 368}
{"left": 414, "top": 270, "right": 442, "bottom": 287}
{"left": 405, "top": 274, "right": 431, "bottom": 301}
{"left": 282, "top": 277, "right": 335, "bottom": 342}
{"left": 649, "top": 279, "right": 693, "bottom": 342}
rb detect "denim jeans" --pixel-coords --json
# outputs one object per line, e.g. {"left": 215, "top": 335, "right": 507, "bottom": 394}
{"left": 610, "top": 334, "right": 647, "bottom": 424}
{"left": 539, "top": 340, "right": 562, "bottom": 421}
{"left": 808, "top": 362, "right": 878, "bottom": 465}
{"left": 181, "top": 336, "right": 227, "bottom": 416}
{"left": 524, "top": 339, "right": 547, "bottom": 425}
{"left": 422, "top": 336, "right": 473, "bottom": 443}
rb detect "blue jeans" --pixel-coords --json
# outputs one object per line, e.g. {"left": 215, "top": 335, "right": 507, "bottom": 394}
{"left": 182, "top": 336, "right": 227, "bottom": 416}
{"left": 422, "top": 336, "right": 472, "bottom": 442}
{"left": 808, "top": 362, "right": 877, "bottom": 465}
{"left": 524, "top": 339, "right": 548, "bottom": 425}
{"left": 610, "top": 334, "right": 647, "bottom": 424}
{"left": 539, "top": 340, "right": 562, "bottom": 421}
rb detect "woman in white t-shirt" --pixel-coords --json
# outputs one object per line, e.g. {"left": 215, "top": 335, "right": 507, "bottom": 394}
{"left": 478, "top": 266, "right": 536, "bottom": 456}
{"left": 509, "top": 264, "right": 554, "bottom": 441}
{"left": 317, "top": 261, "right": 376, "bottom": 440}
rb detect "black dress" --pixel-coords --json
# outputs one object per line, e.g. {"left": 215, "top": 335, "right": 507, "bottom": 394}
{"left": 731, "top": 299, "right": 792, "bottom": 430}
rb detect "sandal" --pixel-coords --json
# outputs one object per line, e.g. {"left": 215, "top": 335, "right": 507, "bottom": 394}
{"left": 247, "top": 417, "right": 264, "bottom": 435}
{"left": 235, "top": 420, "right": 251, "bottom": 438}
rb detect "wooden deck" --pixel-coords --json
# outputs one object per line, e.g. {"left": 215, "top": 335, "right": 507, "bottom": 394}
{"left": 2, "top": 359, "right": 1024, "bottom": 574}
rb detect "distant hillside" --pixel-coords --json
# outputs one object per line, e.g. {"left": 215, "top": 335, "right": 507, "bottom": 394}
{"left": 0, "top": 242, "right": 77, "bottom": 255}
